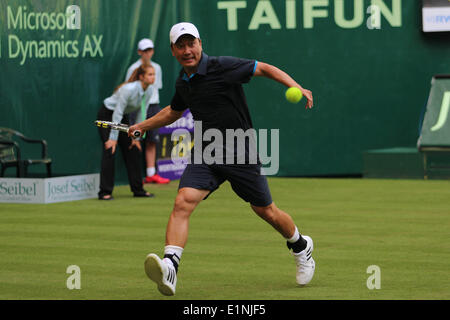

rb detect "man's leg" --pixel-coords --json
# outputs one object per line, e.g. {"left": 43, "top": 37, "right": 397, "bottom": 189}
{"left": 251, "top": 202, "right": 296, "bottom": 238}
{"left": 144, "top": 187, "right": 210, "bottom": 296}
{"left": 166, "top": 187, "right": 210, "bottom": 247}
{"left": 221, "top": 163, "right": 315, "bottom": 286}
{"left": 251, "top": 202, "right": 315, "bottom": 286}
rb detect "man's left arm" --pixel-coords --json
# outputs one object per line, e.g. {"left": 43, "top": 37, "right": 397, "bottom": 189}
{"left": 253, "top": 62, "right": 313, "bottom": 109}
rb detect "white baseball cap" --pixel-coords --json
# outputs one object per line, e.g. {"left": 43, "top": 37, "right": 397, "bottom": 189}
{"left": 169, "top": 22, "right": 200, "bottom": 44}
{"left": 138, "top": 38, "right": 154, "bottom": 51}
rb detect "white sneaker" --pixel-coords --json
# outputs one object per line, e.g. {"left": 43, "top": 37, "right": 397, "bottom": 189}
{"left": 144, "top": 253, "right": 177, "bottom": 296}
{"left": 293, "top": 235, "right": 315, "bottom": 285}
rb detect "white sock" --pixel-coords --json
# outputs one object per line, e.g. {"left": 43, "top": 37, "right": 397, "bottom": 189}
{"left": 164, "top": 245, "right": 184, "bottom": 268}
{"left": 286, "top": 226, "right": 300, "bottom": 243}
{"left": 146, "top": 167, "right": 156, "bottom": 177}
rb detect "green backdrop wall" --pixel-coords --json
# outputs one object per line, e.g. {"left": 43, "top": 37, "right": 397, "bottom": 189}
{"left": 1, "top": 0, "right": 449, "bottom": 182}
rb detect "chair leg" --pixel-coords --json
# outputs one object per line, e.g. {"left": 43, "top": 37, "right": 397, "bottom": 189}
{"left": 46, "top": 163, "right": 52, "bottom": 177}
{"left": 20, "top": 163, "right": 27, "bottom": 177}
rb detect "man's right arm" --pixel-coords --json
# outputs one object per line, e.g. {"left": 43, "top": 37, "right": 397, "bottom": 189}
{"left": 128, "top": 106, "right": 184, "bottom": 137}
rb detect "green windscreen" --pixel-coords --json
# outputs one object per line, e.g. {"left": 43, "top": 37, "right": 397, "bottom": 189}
{"left": 1, "top": 0, "right": 450, "bottom": 180}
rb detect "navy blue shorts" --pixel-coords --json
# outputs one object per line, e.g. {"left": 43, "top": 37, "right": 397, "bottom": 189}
{"left": 178, "top": 163, "right": 273, "bottom": 207}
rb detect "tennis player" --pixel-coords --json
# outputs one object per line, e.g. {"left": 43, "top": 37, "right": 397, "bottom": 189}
{"left": 128, "top": 23, "right": 315, "bottom": 295}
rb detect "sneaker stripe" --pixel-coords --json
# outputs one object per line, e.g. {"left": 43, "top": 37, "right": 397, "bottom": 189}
{"left": 167, "top": 268, "right": 175, "bottom": 284}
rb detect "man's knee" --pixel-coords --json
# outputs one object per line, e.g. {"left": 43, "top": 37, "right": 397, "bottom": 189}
{"left": 172, "top": 188, "right": 205, "bottom": 218}
{"left": 251, "top": 202, "right": 278, "bottom": 223}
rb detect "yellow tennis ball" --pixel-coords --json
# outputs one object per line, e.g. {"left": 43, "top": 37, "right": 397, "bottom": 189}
{"left": 285, "top": 87, "right": 303, "bottom": 103}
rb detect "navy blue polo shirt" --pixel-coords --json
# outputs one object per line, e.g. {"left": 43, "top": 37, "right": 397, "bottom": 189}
{"left": 172, "top": 53, "right": 273, "bottom": 206}
{"left": 170, "top": 52, "right": 257, "bottom": 134}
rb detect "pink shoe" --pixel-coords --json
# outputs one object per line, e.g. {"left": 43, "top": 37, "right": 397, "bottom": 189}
{"left": 144, "top": 174, "right": 170, "bottom": 184}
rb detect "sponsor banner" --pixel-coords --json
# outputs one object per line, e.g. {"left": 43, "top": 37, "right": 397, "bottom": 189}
{"left": 418, "top": 76, "right": 450, "bottom": 149}
{"left": 156, "top": 158, "right": 188, "bottom": 181}
{"left": 0, "top": 173, "right": 99, "bottom": 203}
{"left": 422, "top": 8, "right": 450, "bottom": 32}
{"left": 0, "top": 178, "right": 44, "bottom": 203}
{"left": 2, "top": 3, "right": 103, "bottom": 65}
{"left": 422, "top": 0, "right": 450, "bottom": 8}
{"left": 157, "top": 110, "right": 194, "bottom": 180}
{"left": 158, "top": 110, "right": 194, "bottom": 135}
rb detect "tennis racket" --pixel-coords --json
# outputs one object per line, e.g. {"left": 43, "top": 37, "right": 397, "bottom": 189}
{"left": 94, "top": 120, "right": 142, "bottom": 138}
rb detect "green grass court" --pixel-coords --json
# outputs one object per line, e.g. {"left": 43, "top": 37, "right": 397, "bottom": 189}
{"left": 0, "top": 178, "right": 449, "bottom": 300}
